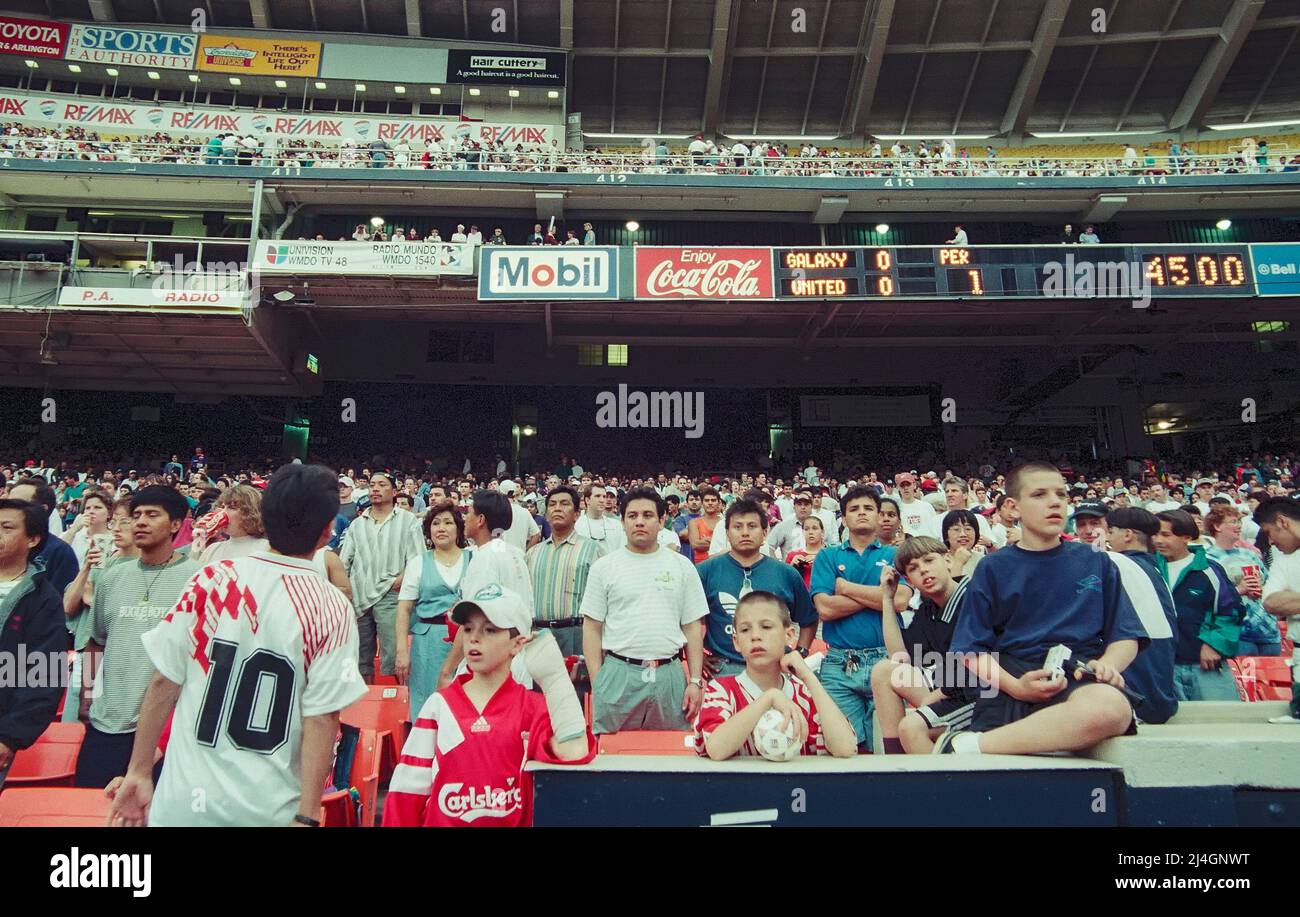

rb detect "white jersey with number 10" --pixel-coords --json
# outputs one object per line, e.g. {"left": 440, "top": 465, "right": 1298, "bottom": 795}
{"left": 140, "top": 552, "right": 367, "bottom": 826}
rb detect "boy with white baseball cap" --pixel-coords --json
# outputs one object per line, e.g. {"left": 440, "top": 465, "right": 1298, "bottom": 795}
{"left": 383, "top": 583, "right": 595, "bottom": 827}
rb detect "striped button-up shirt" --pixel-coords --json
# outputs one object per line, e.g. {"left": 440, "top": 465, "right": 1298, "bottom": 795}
{"left": 526, "top": 530, "right": 605, "bottom": 623}
{"left": 339, "top": 506, "right": 425, "bottom": 612}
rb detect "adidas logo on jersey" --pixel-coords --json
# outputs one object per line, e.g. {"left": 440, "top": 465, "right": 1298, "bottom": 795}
{"left": 437, "top": 782, "right": 524, "bottom": 823}
{"left": 471, "top": 715, "right": 490, "bottom": 733}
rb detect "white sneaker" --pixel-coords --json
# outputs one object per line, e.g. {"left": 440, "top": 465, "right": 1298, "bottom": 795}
{"left": 1267, "top": 714, "right": 1300, "bottom": 725}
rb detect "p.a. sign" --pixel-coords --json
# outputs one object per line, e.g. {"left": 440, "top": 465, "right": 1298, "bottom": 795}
{"left": 1251, "top": 243, "right": 1300, "bottom": 296}
{"left": 478, "top": 246, "right": 619, "bottom": 300}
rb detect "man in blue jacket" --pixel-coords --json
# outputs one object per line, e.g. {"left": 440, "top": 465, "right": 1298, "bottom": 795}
{"left": 0, "top": 499, "right": 67, "bottom": 787}
{"left": 1153, "top": 510, "right": 1245, "bottom": 701}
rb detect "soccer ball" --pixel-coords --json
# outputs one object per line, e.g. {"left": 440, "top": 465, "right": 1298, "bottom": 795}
{"left": 752, "top": 708, "right": 802, "bottom": 761}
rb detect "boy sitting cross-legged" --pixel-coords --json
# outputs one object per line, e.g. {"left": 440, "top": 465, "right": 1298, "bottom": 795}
{"left": 694, "top": 591, "right": 858, "bottom": 760}
{"left": 871, "top": 536, "right": 979, "bottom": 753}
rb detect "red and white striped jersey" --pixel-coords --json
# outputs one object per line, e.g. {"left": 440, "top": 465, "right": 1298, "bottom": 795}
{"left": 141, "top": 552, "right": 366, "bottom": 827}
{"left": 694, "top": 671, "right": 825, "bottom": 758}
{"left": 383, "top": 674, "right": 596, "bottom": 828}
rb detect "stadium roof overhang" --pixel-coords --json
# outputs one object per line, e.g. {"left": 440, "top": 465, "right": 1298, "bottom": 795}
{"left": 18, "top": 0, "right": 1300, "bottom": 138}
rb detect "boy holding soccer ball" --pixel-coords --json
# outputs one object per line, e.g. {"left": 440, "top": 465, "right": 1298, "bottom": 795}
{"left": 694, "top": 591, "right": 857, "bottom": 759}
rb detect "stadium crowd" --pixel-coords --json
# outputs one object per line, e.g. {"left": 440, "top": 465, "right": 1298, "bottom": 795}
{"left": 0, "top": 445, "right": 1297, "bottom": 825}
{"left": 4, "top": 122, "right": 1298, "bottom": 179}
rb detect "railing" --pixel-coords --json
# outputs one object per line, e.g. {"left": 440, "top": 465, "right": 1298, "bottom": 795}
{"left": 1, "top": 136, "right": 1296, "bottom": 179}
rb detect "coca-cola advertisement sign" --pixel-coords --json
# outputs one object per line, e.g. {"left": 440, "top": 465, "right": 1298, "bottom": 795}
{"left": 635, "top": 247, "right": 774, "bottom": 300}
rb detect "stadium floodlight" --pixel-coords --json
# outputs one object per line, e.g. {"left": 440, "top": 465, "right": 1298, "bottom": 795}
{"left": 106, "top": 68, "right": 119, "bottom": 76}
{"left": 521, "top": 425, "right": 536, "bottom": 437}
{"left": 24, "top": 60, "right": 37, "bottom": 68}
{"left": 275, "top": 79, "right": 288, "bottom": 89}
{"left": 508, "top": 89, "right": 520, "bottom": 98}
{"left": 272, "top": 290, "right": 296, "bottom": 303}
{"left": 1207, "top": 119, "right": 1299, "bottom": 131}
{"left": 147, "top": 71, "right": 160, "bottom": 79}
{"left": 314, "top": 81, "right": 327, "bottom": 89}
{"left": 1216, "top": 218, "right": 1232, "bottom": 231}
{"left": 547, "top": 90, "right": 560, "bottom": 99}
{"left": 355, "top": 83, "right": 366, "bottom": 91}
{"left": 68, "top": 64, "right": 81, "bottom": 73}
{"left": 429, "top": 86, "right": 441, "bottom": 94}
{"left": 229, "top": 77, "right": 241, "bottom": 86}
{"left": 469, "top": 88, "right": 481, "bottom": 96}
{"left": 188, "top": 74, "right": 200, "bottom": 82}
{"left": 875, "top": 223, "right": 890, "bottom": 234}
{"left": 370, "top": 216, "right": 384, "bottom": 227}
{"left": 625, "top": 220, "right": 640, "bottom": 233}
{"left": 394, "top": 85, "right": 406, "bottom": 94}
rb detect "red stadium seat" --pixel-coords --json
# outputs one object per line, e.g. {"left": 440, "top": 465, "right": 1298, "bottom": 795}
{"left": 1238, "top": 655, "right": 1293, "bottom": 701}
{"left": 35, "top": 722, "right": 86, "bottom": 747}
{"left": 341, "top": 685, "right": 409, "bottom": 783}
{"left": 320, "top": 789, "right": 358, "bottom": 827}
{"left": 352, "top": 728, "right": 383, "bottom": 827}
{"left": 0, "top": 788, "right": 111, "bottom": 827}
{"left": 372, "top": 652, "right": 398, "bottom": 686}
{"left": 598, "top": 731, "right": 697, "bottom": 755}
{"left": 3, "top": 743, "right": 80, "bottom": 788}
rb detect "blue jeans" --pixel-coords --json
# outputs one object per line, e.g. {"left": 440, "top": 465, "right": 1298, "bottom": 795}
{"left": 1172, "top": 663, "right": 1242, "bottom": 701}
{"left": 820, "top": 646, "right": 888, "bottom": 748}
{"left": 1235, "top": 640, "right": 1282, "bottom": 657}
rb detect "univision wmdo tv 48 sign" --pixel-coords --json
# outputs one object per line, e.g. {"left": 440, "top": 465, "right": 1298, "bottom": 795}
{"left": 478, "top": 247, "right": 619, "bottom": 300}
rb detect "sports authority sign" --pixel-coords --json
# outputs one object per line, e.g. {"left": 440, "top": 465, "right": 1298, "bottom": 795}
{"left": 0, "top": 89, "right": 556, "bottom": 145}
{"left": 634, "top": 247, "right": 775, "bottom": 300}
{"left": 65, "top": 25, "right": 196, "bottom": 70}
{"left": 254, "top": 240, "right": 476, "bottom": 277}
{"left": 0, "top": 15, "right": 68, "bottom": 58}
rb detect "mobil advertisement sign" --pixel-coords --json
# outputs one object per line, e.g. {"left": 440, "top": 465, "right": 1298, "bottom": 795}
{"left": 479, "top": 247, "right": 619, "bottom": 300}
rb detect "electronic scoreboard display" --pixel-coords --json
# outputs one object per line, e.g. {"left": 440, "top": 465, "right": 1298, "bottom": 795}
{"left": 772, "top": 245, "right": 1255, "bottom": 300}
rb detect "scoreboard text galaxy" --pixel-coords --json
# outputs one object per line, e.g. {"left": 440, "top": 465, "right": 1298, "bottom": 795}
{"left": 773, "top": 245, "right": 1255, "bottom": 300}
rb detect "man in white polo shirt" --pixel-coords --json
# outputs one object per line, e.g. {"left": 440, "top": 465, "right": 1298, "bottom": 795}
{"left": 581, "top": 488, "right": 708, "bottom": 734}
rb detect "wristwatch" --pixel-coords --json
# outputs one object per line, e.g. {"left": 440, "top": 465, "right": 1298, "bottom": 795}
{"left": 293, "top": 814, "right": 321, "bottom": 827}
{"left": 797, "top": 646, "right": 810, "bottom": 658}
{"left": 688, "top": 677, "right": 706, "bottom": 689}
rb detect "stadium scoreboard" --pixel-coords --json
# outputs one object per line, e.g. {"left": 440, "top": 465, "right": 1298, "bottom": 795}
{"left": 772, "top": 244, "right": 1255, "bottom": 300}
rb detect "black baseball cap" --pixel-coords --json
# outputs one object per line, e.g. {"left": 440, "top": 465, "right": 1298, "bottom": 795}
{"left": 1073, "top": 500, "right": 1108, "bottom": 519}
{"left": 1105, "top": 507, "right": 1160, "bottom": 537}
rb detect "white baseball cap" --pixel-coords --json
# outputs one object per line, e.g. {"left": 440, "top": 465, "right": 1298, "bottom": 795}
{"left": 499, "top": 479, "right": 518, "bottom": 495}
{"left": 450, "top": 583, "right": 531, "bottom": 636}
